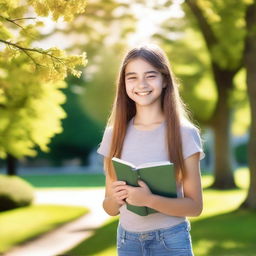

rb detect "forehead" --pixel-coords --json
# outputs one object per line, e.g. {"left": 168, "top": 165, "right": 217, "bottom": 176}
{"left": 125, "top": 58, "right": 157, "bottom": 74}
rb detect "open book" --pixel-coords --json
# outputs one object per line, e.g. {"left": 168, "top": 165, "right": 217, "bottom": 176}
{"left": 112, "top": 157, "right": 177, "bottom": 216}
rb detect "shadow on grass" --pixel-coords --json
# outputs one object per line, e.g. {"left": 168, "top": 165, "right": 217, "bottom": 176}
{"left": 64, "top": 210, "right": 256, "bottom": 256}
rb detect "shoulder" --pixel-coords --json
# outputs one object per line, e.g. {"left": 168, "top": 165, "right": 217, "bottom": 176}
{"left": 101, "top": 126, "right": 114, "bottom": 143}
{"left": 104, "top": 126, "right": 113, "bottom": 135}
{"left": 179, "top": 120, "right": 205, "bottom": 160}
{"left": 180, "top": 121, "right": 201, "bottom": 140}
{"left": 97, "top": 126, "right": 114, "bottom": 157}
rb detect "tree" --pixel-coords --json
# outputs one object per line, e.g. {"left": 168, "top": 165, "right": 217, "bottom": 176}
{"left": 184, "top": 0, "right": 249, "bottom": 189}
{"left": 240, "top": 1, "right": 256, "bottom": 209}
{"left": 0, "top": 0, "right": 87, "bottom": 174}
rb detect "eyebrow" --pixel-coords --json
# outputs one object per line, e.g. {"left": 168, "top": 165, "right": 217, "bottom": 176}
{"left": 125, "top": 71, "right": 159, "bottom": 77}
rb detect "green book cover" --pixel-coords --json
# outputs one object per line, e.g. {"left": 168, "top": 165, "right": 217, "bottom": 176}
{"left": 112, "top": 157, "right": 177, "bottom": 216}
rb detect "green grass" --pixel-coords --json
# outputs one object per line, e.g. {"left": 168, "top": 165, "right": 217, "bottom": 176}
{"left": 65, "top": 168, "right": 256, "bottom": 256}
{"left": 21, "top": 173, "right": 105, "bottom": 188}
{"left": 0, "top": 204, "right": 88, "bottom": 253}
{"left": 192, "top": 209, "right": 256, "bottom": 256}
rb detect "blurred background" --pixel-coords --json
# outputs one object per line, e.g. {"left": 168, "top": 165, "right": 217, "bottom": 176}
{"left": 0, "top": 0, "right": 255, "bottom": 255}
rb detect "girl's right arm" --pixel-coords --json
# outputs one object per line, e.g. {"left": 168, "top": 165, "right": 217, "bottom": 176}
{"left": 103, "top": 170, "right": 127, "bottom": 216}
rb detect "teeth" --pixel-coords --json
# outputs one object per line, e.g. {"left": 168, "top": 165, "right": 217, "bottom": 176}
{"left": 136, "top": 91, "right": 151, "bottom": 96}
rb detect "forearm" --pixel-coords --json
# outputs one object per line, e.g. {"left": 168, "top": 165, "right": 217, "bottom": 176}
{"left": 103, "top": 196, "right": 122, "bottom": 216}
{"left": 146, "top": 194, "right": 203, "bottom": 217}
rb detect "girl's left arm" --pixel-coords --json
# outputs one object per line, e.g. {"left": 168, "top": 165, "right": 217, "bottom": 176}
{"left": 125, "top": 152, "right": 203, "bottom": 217}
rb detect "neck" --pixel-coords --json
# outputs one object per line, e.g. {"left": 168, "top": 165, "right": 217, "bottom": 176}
{"left": 134, "top": 105, "right": 165, "bottom": 125}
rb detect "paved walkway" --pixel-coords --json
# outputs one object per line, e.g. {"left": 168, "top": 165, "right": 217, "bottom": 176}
{"left": 3, "top": 188, "right": 111, "bottom": 256}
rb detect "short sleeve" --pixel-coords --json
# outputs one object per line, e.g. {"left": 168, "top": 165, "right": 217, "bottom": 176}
{"left": 97, "top": 126, "right": 113, "bottom": 158}
{"left": 181, "top": 125, "right": 205, "bottom": 160}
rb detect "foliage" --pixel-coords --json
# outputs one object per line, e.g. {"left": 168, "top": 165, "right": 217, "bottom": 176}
{"left": 155, "top": 27, "right": 216, "bottom": 123}
{"left": 0, "top": 204, "right": 88, "bottom": 253}
{"left": 0, "top": 0, "right": 87, "bottom": 159}
{"left": 235, "top": 142, "right": 248, "bottom": 166}
{"left": 193, "top": 0, "right": 247, "bottom": 69}
{"left": 43, "top": 0, "right": 137, "bottom": 125}
{"left": 28, "top": 76, "right": 103, "bottom": 166}
{"left": 183, "top": 0, "right": 251, "bottom": 132}
{"left": 0, "top": 174, "right": 34, "bottom": 211}
{"left": 81, "top": 44, "right": 125, "bottom": 124}
{"left": 53, "top": 0, "right": 136, "bottom": 58}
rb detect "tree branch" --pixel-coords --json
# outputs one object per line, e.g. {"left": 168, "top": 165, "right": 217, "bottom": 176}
{"left": 0, "top": 39, "right": 66, "bottom": 67}
{"left": 0, "top": 16, "right": 37, "bottom": 30}
{"left": 11, "top": 17, "right": 36, "bottom": 22}
{"left": 186, "top": 0, "right": 218, "bottom": 51}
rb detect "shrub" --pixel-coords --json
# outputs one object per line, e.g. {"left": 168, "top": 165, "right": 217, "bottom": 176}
{"left": 0, "top": 175, "right": 34, "bottom": 211}
{"left": 234, "top": 143, "right": 248, "bottom": 166}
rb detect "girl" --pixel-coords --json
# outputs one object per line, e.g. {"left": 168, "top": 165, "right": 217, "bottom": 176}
{"left": 97, "top": 44, "right": 205, "bottom": 256}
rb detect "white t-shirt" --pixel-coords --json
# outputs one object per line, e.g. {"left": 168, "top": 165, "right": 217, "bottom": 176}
{"left": 97, "top": 117, "right": 205, "bottom": 232}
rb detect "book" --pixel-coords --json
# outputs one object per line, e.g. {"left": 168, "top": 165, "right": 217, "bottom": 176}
{"left": 112, "top": 157, "right": 177, "bottom": 216}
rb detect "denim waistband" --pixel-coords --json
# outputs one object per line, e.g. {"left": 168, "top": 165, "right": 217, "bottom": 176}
{"left": 118, "top": 220, "right": 190, "bottom": 242}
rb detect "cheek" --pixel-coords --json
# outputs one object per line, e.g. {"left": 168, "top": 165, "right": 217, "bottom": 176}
{"left": 156, "top": 80, "right": 165, "bottom": 90}
{"left": 125, "top": 82, "right": 134, "bottom": 93}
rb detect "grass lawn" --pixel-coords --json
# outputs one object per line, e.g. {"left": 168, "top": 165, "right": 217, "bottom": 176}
{"left": 0, "top": 204, "right": 88, "bottom": 254}
{"left": 65, "top": 168, "right": 256, "bottom": 256}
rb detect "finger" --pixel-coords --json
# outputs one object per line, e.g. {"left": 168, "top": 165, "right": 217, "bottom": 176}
{"left": 112, "top": 183, "right": 127, "bottom": 191}
{"left": 117, "top": 190, "right": 128, "bottom": 197}
{"left": 138, "top": 180, "right": 147, "bottom": 188}
{"left": 113, "top": 185, "right": 127, "bottom": 193}
{"left": 115, "top": 192, "right": 127, "bottom": 201}
{"left": 112, "top": 181, "right": 126, "bottom": 187}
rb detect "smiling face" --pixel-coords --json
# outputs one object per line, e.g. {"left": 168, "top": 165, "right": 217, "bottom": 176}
{"left": 125, "top": 58, "right": 165, "bottom": 108}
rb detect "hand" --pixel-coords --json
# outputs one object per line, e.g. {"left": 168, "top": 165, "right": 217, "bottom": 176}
{"left": 111, "top": 181, "right": 128, "bottom": 205}
{"left": 125, "top": 180, "right": 152, "bottom": 207}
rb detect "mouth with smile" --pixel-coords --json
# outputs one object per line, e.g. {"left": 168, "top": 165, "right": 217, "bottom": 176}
{"left": 135, "top": 91, "right": 152, "bottom": 96}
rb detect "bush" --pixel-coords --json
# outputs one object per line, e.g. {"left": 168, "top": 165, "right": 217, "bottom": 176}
{"left": 0, "top": 175, "right": 34, "bottom": 211}
{"left": 234, "top": 143, "right": 248, "bottom": 166}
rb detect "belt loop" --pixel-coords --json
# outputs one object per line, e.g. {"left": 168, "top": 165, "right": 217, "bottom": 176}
{"left": 156, "top": 230, "right": 161, "bottom": 241}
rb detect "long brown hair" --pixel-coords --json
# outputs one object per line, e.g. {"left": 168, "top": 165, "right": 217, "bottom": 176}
{"left": 104, "top": 44, "right": 194, "bottom": 181}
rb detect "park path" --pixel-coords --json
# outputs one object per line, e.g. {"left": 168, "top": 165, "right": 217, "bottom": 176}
{"left": 3, "top": 188, "right": 111, "bottom": 256}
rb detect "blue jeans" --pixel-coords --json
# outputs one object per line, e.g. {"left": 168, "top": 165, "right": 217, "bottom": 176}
{"left": 117, "top": 221, "right": 194, "bottom": 256}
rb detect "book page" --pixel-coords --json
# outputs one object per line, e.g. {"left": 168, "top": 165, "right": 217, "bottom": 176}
{"left": 112, "top": 157, "right": 136, "bottom": 169}
{"left": 137, "top": 161, "right": 172, "bottom": 169}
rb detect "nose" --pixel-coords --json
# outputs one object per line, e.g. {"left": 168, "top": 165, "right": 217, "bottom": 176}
{"left": 137, "top": 77, "right": 148, "bottom": 89}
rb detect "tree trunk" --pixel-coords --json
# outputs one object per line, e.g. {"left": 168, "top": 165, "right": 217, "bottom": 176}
{"left": 240, "top": 2, "right": 256, "bottom": 209}
{"left": 211, "top": 94, "right": 236, "bottom": 188}
{"left": 7, "top": 154, "right": 18, "bottom": 176}
{"left": 210, "top": 67, "right": 237, "bottom": 189}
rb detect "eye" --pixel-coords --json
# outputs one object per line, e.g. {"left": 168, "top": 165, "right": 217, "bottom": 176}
{"left": 146, "top": 75, "right": 156, "bottom": 79}
{"left": 127, "top": 76, "right": 136, "bottom": 80}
